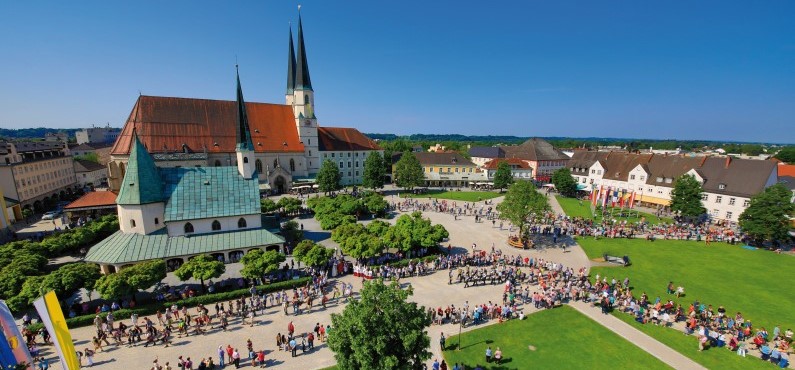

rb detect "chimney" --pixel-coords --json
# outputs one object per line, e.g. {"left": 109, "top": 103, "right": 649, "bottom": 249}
{"left": 725, "top": 156, "right": 731, "bottom": 169}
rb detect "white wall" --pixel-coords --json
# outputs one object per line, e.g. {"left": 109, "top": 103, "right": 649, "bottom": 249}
{"left": 165, "top": 213, "right": 261, "bottom": 237}
{"left": 118, "top": 202, "right": 166, "bottom": 235}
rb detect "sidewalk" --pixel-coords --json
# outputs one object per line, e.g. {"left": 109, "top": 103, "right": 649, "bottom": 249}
{"left": 570, "top": 301, "right": 707, "bottom": 370}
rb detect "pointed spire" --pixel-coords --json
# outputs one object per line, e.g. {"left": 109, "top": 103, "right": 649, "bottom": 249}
{"left": 235, "top": 66, "right": 254, "bottom": 151}
{"left": 116, "top": 130, "right": 164, "bottom": 205}
{"left": 286, "top": 25, "right": 296, "bottom": 95}
{"left": 295, "top": 10, "right": 313, "bottom": 91}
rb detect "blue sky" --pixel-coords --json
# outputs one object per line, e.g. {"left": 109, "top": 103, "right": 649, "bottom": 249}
{"left": 1, "top": 1, "right": 793, "bottom": 143}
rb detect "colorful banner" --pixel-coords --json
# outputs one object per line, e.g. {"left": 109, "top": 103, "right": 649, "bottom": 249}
{"left": 33, "top": 292, "right": 79, "bottom": 370}
{"left": 0, "top": 301, "right": 33, "bottom": 369}
{"left": 629, "top": 191, "right": 636, "bottom": 208}
{"left": 601, "top": 186, "right": 609, "bottom": 208}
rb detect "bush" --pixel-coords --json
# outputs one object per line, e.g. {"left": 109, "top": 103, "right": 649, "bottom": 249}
{"left": 63, "top": 277, "right": 311, "bottom": 328}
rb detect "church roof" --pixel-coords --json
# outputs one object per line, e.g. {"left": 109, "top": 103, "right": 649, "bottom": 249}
{"left": 116, "top": 133, "right": 165, "bottom": 205}
{"left": 503, "top": 138, "right": 569, "bottom": 161}
{"left": 160, "top": 166, "right": 260, "bottom": 222}
{"left": 295, "top": 13, "right": 312, "bottom": 91}
{"left": 111, "top": 96, "right": 305, "bottom": 156}
{"left": 84, "top": 228, "right": 285, "bottom": 265}
{"left": 317, "top": 127, "right": 381, "bottom": 151}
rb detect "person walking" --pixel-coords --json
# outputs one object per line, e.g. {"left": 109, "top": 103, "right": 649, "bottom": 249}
{"left": 232, "top": 348, "right": 240, "bottom": 368}
{"left": 217, "top": 345, "right": 225, "bottom": 367}
{"left": 439, "top": 333, "right": 446, "bottom": 350}
{"left": 485, "top": 346, "right": 492, "bottom": 363}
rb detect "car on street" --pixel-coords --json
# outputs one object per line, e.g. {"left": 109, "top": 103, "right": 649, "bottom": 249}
{"left": 41, "top": 210, "right": 62, "bottom": 220}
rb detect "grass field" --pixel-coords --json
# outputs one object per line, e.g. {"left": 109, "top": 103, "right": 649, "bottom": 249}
{"left": 400, "top": 190, "right": 502, "bottom": 202}
{"left": 556, "top": 195, "right": 672, "bottom": 225}
{"left": 443, "top": 306, "right": 671, "bottom": 370}
{"left": 579, "top": 237, "right": 795, "bottom": 332}
{"left": 612, "top": 313, "right": 772, "bottom": 370}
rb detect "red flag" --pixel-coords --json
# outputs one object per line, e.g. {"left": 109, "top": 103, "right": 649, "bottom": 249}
{"left": 629, "top": 191, "right": 636, "bottom": 208}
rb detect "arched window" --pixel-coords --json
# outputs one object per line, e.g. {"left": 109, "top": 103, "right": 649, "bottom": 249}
{"left": 212, "top": 220, "right": 221, "bottom": 231}
{"left": 184, "top": 222, "right": 194, "bottom": 233}
{"left": 214, "top": 160, "right": 221, "bottom": 167}
{"left": 130, "top": 219, "right": 136, "bottom": 228}
{"left": 243, "top": 157, "right": 249, "bottom": 163}
{"left": 237, "top": 218, "right": 247, "bottom": 228}
{"left": 289, "top": 158, "right": 296, "bottom": 172}
{"left": 255, "top": 159, "right": 263, "bottom": 173}
{"left": 273, "top": 159, "right": 279, "bottom": 168}
{"left": 154, "top": 218, "right": 159, "bottom": 225}
{"left": 304, "top": 95, "right": 310, "bottom": 104}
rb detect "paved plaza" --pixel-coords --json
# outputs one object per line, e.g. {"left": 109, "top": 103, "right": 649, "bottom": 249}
{"left": 31, "top": 192, "right": 714, "bottom": 369}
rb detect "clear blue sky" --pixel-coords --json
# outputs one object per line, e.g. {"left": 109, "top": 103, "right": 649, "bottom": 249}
{"left": 1, "top": 1, "right": 793, "bottom": 143}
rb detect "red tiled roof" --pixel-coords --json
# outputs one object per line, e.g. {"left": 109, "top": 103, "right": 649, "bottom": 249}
{"left": 112, "top": 96, "right": 305, "bottom": 155}
{"left": 482, "top": 158, "right": 530, "bottom": 169}
{"left": 778, "top": 164, "right": 795, "bottom": 177}
{"left": 317, "top": 127, "right": 380, "bottom": 151}
{"left": 64, "top": 191, "right": 118, "bottom": 210}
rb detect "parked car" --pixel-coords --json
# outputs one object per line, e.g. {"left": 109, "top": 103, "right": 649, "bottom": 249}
{"left": 41, "top": 210, "right": 62, "bottom": 220}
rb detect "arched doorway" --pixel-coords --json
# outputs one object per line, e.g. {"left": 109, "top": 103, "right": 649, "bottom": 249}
{"left": 33, "top": 200, "right": 43, "bottom": 212}
{"left": 211, "top": 253, "right": 226, "bottom": 263}
{"left": 228, "top": 250, "right": 244, "bottom": 263}
{"left": 166, "top": 258, "right": 184, "bottom": 272}
{"left": 274, "top": 176, "right": 286, "bottom": 194}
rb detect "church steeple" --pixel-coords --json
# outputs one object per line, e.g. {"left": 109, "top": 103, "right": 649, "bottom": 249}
{"left": 295, "top": 11, "right": 312, "bottom": 91}
{"left": 235, "top": 67, "right": 254, "bottom": 152}
{"left": 235, "top": 67, "right": 256, "bottom": 179}
{"left": 117, "top": 129, "right": 164, "bottom": 205}
{"left": 286, "top": 26, "right": 296, "bottom": 95}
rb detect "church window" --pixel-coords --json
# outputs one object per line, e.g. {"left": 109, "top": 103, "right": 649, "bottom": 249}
{"left": 212, "top": 220, "right": 221, "bottom": 231}
{"left": 304, "top": 95, "right": 310, "bottom": 104}
{"left": 255, "top": 159, "right": 262, "bottom": 173}
{"left": 214, "top": 160, "right": 221, "bottom": 167}
{"left": 237, "top": 218, "right": 247, "bottom": 228}
{"left": 308, "top": 139, "right": 311, "bottom": 145}
{"left": 290, "top": 159, "right": 295, "bottom": 172}
{"left": 184, "top": 223, "right": 194, "bottom": 233}
{"left": 243, "top": 157, "right": 249, "bottom": 164}
{"left": 130, "top": 219, "right": 136, "bottom": 228}
{"left": 273, "top": 159, "right": 278, "bottom": 168}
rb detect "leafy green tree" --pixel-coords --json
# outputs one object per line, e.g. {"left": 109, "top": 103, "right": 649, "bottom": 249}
{"left": 739, "top": 183, "right": 795, "bottom": 246}
{"left": 7, "top": 276, "right": 46, "bottom": 311}
{"left": 302, "top": 243, "right": 335, "bottom": 268}
{"left": 492, "top": 160, "right": 514, "bottom": 192}
{"left": 94, "top": 260, "right": 166, "bottom": 300}
{"left": 240, "top": 249, "right": 286, "bottom": 281}
{"left": 260, "top": 198, "right": 278, "bottom": 213}
{"left": 364, "top": 192, "right": 389, "bottom": 217}
{"left": 328, "top": 279, "right": 431, "bottom": 370}
{"left": 740, "top": 144, "right": 764, "bottom": 156}
{"left": 394, "top": 152, "right": 424, "bottom": 190}
{"left": 362, "top": 152, "right": 386, "bottom": 190}
{"left": 173, "top": 254, "right": 225, "bottom": 293}
{"left": 317, "top": 159, "right": 342, "bottom": 195}
{"left": 774, "top": 147, "right": 795, "bottom": 163}
{"left": 496, "top": 180, "right": 550, "bottom": 237}
{"left": 40, "top": 263, "right": 101, "bottom": 300}
{"left": 552, "top": 167, "right": 578, "bottom": 197}
{"left": 277, "top": 197, "right": 303, "bottom": 216}
{"left": 669, "top": 174, "right": 706, "bottom": 221}
{"left": 74, "top": 153, "right": 99, "bottom": 163}
{"left": 0, "top": 251, "right": 48, "bottom": 299}
{"left": 383, "top": 212, "right": 448, "bottom": 254}
{"left": 292, "top": 239, "right": 315, "bottom": 264}
{"left": 21, "top": 208, "right": 33, "bottom": 223}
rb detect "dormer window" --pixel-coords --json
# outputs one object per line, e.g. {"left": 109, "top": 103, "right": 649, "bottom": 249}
{"left": 665, "top": 178, "right": 672, "bottom": 184}
{"left": 656, "top": 177, "right": 663, "bottom": 183}
{"left": 718, "top": 184, "right": 726, "bottom": 190}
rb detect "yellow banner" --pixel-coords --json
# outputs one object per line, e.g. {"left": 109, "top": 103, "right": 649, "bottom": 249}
{"left": 41, "top": 292, "right": 80, "bottom": 370}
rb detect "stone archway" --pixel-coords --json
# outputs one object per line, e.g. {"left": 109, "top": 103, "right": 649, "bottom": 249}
{"left": 228, "top": 250, "right": 244, "bottom": 263}
{"left": 274, "top": 176, "right": 286, "bottom": 194}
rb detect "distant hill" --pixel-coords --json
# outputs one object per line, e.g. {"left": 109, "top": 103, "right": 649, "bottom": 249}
{"left": 0, "top": 127, "right": 81, "bottom": 140}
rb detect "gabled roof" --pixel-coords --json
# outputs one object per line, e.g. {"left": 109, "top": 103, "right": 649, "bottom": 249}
{"left": 482, "top": 158, "right": 531, "bottom": 169}
{"left": 116, "top": 134, "right": 165, "bottom": 205}
{"left": 317, "top": 127, "right": 380, "bottom": 151}
{"left": 111, "top": 96, "right": 304, "bottom": 155}
{"left": 413, "top": 152, "right": 476, "bottom": 167}
{"left": 73, "top": 159, "right": 106, "bottom": 173}
{"left": 503, "top": 138, "right": 569, "bottom": 161}
{"left": 161, "top": 166, "right": 260, "bottom": 222}
{"left": 697, "top": 157, "right": 776, "bottom": 197}
{"left": 84, "top": 228, "right": 285, "bottom": 265}
{"left": 72, "top": 143, "right": 96, "bottom": 151}
{"left": 64, "top": 191, "right": 118, "bottom": 211}
{"left": 468, "top": 147, "right": 505, "bottom": 159}
{"left": 778, "top": 164, "right": 795, "bottom": 177}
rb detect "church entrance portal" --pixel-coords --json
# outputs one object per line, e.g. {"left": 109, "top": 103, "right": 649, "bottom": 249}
{"left": 274, "top": 176, "right": 286, "bottom": 194}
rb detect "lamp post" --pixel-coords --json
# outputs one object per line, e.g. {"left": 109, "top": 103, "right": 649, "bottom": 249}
{"left": 457, "top": 310, "right": 465, "bottom": 351}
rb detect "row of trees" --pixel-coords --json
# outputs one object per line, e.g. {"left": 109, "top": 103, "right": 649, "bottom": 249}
{"left": 307, "top": 193, "right": 389, "bottom": 230}
{"left": 331, "top": 212, "right": 448, "bottom": 259}
{"left": 260, "top": 197, "right": 302, "bottom": 215}
{"left": 316, "top": 152, "right": 388, "bottom": 194}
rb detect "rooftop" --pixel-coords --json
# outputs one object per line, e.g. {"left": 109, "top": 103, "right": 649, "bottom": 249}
{"left": 73, "top": 159, "right": 106, "bottom": 173}
{"left": 413, "top": 152, "right": 476, "bottom": 167}
{"left": 161, "top": 166, "right": 260, "bottom": 222}
{"left": 317, "top": 127, "right": 380, "bottom": 151}
{"left": 64, "top": 191, "right": 118, "bottom": 211}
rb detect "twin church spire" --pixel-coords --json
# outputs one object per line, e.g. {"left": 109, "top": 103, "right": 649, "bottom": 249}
{"left": 287, "top": 12, "right": 313, "bottom": 93}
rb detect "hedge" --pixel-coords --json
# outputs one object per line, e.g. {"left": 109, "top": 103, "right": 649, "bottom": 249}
{"left": 60, "top": 277, "right": 311, "bottom": 329}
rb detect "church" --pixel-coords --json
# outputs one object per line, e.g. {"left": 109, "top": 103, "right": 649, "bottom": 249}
{"left": 85, "top": 70, "right": 286, "bottom": 274}
{"left": 106, "top": 13, "right": 381, "bottom": 194}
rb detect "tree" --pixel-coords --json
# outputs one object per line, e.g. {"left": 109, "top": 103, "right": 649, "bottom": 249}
{"left": 173, "top": 254, "right": 225, "bottom": 294}
{"left": 277, "top": 197, "right": 303, "bottom": 216}
{"left": 281, "top": 220, "right": 304, "bottom": 242}
{"left": 496, "top": 180, "right": 550, "bottom": 238}
{"left": 240, "top": 249, "right": 286, "bottom": 281}
{"left": 317, "top": 159, "right": 342, "bottom": 195}
{"left": 94, "top": 260, "right": 166, "bottom": 300}
{"left": 260, "top": 198, "right": 278, "bottom": 213}
{"left": 291, "top": 239, "right": 315, "bottom": 264}
{"left": 364, "top": 192, "right": 389, "bottom": 217}
{"left": 394, "top": 152, "right": 424, "bottom": 190}
{"left": 362, "top": 152, "right": 386, "bottom": 190}
{"left": 669, "top": 174, "right": 706, "bottom": 221}
{"left": 74, "top": 153, "right": 99, "bottom": 163}
{"left": 302, "top": 243, "right": 335, "bottom": 268}
{"left": 739, "top": 183, "right": 795, "bottom": 246}
{"left": 774, "top": 147, "right": 795, "bottom": 163}
{"left": 328, "top": 279, "right": 431, "bottom": 370}
{"left": 22, "top": 208, "right": 33, "bottom": 223}
{"left": 551, "top": 168, "right": 578, "bottom": 197}
{"left": 40, "top": 263, "right": 101, "bottom": 301}
{"left": 492, "top": 160, "right": 514, "bottom": 192}
{"left": 383, "top": 212, "right": 448, "bottom": 254}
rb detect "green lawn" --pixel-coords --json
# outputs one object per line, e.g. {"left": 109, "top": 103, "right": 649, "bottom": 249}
{"left": 556, "top": 195, "right": 672, "bottom": 225}
{"left": 612, "top": 313, "right": 771, "bottom": 370}
{"left": 579, "top": 237, "right": 795, "bottom": 333}
{"left": 443, "top": 306, "right": 671, "bottom": 370}
{"left": 400, "top": 190, "right": 502, "bottom": 202}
